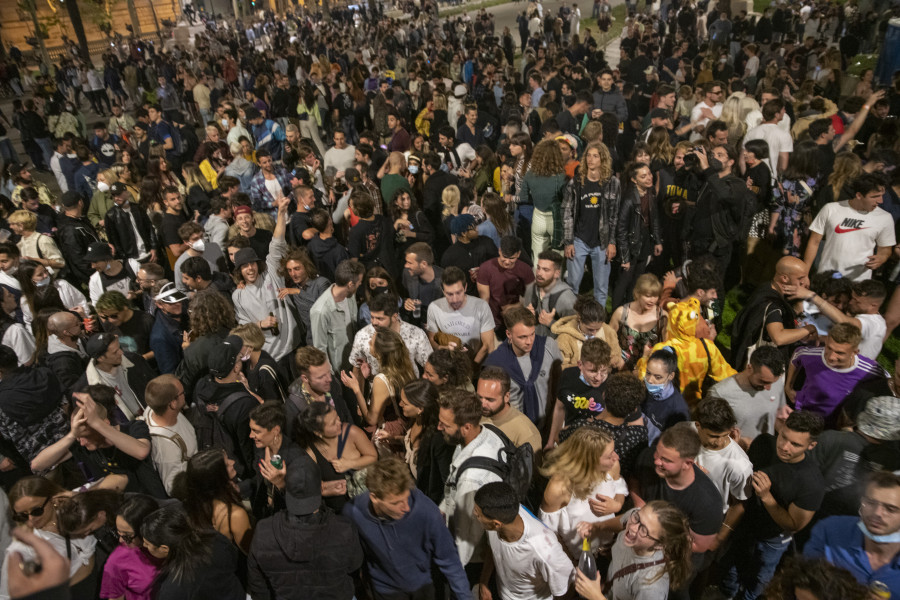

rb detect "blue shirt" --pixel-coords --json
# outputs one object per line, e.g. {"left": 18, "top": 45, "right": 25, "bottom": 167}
{"left": 805, "top": 515, "right": 900, "bottom": 596}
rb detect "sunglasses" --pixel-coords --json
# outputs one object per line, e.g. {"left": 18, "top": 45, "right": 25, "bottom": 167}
{"left": 116, "top": 530, "right": 137, "bottom": 543}
{"left": 12, "top": 496, "right": 52, "bottom": 523}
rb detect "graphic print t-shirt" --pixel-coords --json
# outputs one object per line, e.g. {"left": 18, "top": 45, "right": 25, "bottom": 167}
{"left": 809, "top": 201, "right": 895, "bottom": 281}
{"left": 556, "top": 366, "right": 605, "bottom": 424}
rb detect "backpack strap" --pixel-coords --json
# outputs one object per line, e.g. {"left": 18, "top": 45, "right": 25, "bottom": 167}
{"left": 215, "top": 392, "right": 247, "bottom": 419}
{"left": 150, "top": 431, "right": 189, "bottom": 462}
{"left": 258, "top": 364, "right": 286, "bottom": 400}
{"left": 452, "top": 424, "right": 512, "bottom": 486}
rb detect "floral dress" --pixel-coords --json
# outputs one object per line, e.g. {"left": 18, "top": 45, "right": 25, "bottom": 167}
{"left": 772, "top": 177, "right": 817, "bottom": 257}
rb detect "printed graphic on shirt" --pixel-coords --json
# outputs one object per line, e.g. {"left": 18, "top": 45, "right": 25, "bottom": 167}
{"left": 834, "top": 218, "right": 869, "bottom": 234}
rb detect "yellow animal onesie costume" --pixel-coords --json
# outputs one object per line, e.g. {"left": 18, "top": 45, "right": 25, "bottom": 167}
{"left": 637, "top": 298, "right": 736, "bottom": 408}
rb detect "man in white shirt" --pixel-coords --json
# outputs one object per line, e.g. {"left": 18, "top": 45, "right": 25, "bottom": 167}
{"left": 805, "top": 173, "right": 895, "bottom": 281}
{"left": 323, "top": 130, "right": 357, "bottom": 173}
{"left": 744, "top": 98, "right": 792, "bottom": 174}
{"left": 143, "top": 374, "right": 197, "bottom": 495}
{"left": 790, "top": 279, "right": 887, "bottom": 362}
{"left": 707, "top": 345, "right": 786, "bottom": 449}
{"left": 438, "top": 389, "right": 505, "bottom": 567}
{"left": 426, "top": 266, "right": 496, "bottom": 365}
{"left": 50, "top": 137, "right": 74, "bottom": 193}
{"left": 474, "top": 481, "right": 574, "bottom": 600}
{"left": 692, "top": 397, "right": 754, "bottom": 559}
{"left": 689, "top": 81, "right": 724, "bottom": 140}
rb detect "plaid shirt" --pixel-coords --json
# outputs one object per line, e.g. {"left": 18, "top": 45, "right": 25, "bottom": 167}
{"left": 248, "top": 166, "right": 292, "bottom": 218}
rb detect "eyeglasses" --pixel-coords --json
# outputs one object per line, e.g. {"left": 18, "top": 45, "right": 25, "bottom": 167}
{"left": 860, "top": 496, "right": 900, "bottom": 516}
{"left": 629, "top": 510, "right": 661, "bottom": 543}
{"left": 116, "top": 530, "right": 137, "bottom": 543}
{"left": 12, "top": 496, "right": 52, "bottom": 523}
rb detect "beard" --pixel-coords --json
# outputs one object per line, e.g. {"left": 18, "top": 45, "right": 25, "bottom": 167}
{"left": 442, "top": 430, "right": 464, "bottom": 446}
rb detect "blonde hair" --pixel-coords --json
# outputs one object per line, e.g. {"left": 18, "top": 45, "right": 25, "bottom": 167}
{"left": 541, "top": 428, "right": 615, "bottom": 499}
{"left": 183, "top": 162, "right": 212, "bottom": 193}
{"left": 230, "top": 323, "right": 265, "bottom": 351}
{"left": 828, "top": 152, "right": 862, "bottom": 199}
{"left": 633, "top": 273, "right": 662, "bottom": 299}
{"left": 8, "top": 210, "right": 37, "bottom": 231}
{"left": 578, "top": 141, "right": 613, "bottom": 186}
{"left": 441, "top": 185, "right": 461, "bottom": 218}
{"left": 98, "top": 168, "right": 120, "bottom": 186}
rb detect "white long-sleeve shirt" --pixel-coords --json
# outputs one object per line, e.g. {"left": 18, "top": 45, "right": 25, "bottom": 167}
{"left": 439, "top": 426, "right": 506, "bottom": 566}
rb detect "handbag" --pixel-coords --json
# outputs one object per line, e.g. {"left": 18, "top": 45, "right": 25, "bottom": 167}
{"left": 337, "top": 424, "right": 368, "bottom": 498}
{"left": 745, "top": 303, "right": 776, "bottom": 361}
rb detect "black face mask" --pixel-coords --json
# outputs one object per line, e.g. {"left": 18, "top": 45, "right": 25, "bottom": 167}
{"left": 372, "top": 285, "right": 390, "bottom": 295}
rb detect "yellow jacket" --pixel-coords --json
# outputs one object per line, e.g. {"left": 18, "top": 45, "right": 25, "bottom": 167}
{"left": 637, "top": 298, "right": 736, "bottom": 408}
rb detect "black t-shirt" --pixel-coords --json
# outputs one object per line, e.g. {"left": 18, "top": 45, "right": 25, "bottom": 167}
{"left": 288, "top": 212, "right": 312, "bottom": 247}
{"left": 249, "top": 228, "right": 273, "bottom": 261}
{"left": 107, "top": 310, "right": 155, "bottom": 356}
{"left": 69, "top": 420, "right": 164, "bottom": 496}
{"left": 746, "top": 433, "right": 826, "bottom": 540}
{"left": 557, "top": 366, "right": 605, "bottom": 424}
{"left": 158, "top": 533, "right": 244, "bottom": 600}
{"left": 440, "top": 237, "right": 499, "bottom": 288}
{"left": 817, "top": 142, "right": 836, "bottom": 181}
{"left": 574, "top": 178, "right": 604, "bottom": 248}
{"left": 640, "top": 461, "right": 724, "bottom": 537}
{"left": 159, "top": 212, "right": 188, "bottom": 249}
{"left": 348, "top": 217, "right": 386, "bottom": 264}
{"left": 556, "top": 110, "right": 580, "bottom": 136}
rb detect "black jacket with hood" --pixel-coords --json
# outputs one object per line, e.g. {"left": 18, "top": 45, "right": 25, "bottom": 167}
{"left": 247, "top": 505, "right": 363, "bottom": 600}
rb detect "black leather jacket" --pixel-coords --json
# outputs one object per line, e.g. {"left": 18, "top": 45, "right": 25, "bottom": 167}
{"left": 104, "top": 203, "right": 158, "bottom": 260}
{"left": 615, "top": 186, "right": 662, "bottom": 265}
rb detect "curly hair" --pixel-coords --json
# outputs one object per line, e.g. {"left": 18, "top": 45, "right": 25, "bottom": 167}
{"left": 578, "top": 141, "right": 613, "bottom": 186}
{"left": 527, "top": 139, "right": 565, "bottom": 177}
{"left": 188, "top": 289, "right": 237, "bottom": 338}
{"left": 278, "top": 246, "right": 319, "bottom": 281}
{"left": 763, "top": 557, "right": 868, "bottom": 600}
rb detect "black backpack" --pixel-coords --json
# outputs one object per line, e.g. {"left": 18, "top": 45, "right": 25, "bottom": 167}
{"left": 186, "top": 390, "right": 244, "bottom": 458}
{"left": 452, "top": 424, "right": 534, "bottom": 503}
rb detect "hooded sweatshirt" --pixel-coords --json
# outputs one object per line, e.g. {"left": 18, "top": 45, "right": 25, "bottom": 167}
{"left": 343, "top": 488, "right": 472, "bottom": 599}
{"left": 551, "top": 314, "right": 622, "bottom": 370}
{"left": 247, "top": 508, "right": 363, "bottom": 600}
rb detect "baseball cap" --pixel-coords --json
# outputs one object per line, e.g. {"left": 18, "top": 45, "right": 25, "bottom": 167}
{"left": 154, "top": 281, "right": 188, "bottom": 304}
{"left": 454, "top": 84, "right": 468, "bottom": 98}
{"left": 208, "top": 335, "right": 245, "bottom": 378}
{"left": 85, "top": 332, "right": 118, "bottom": 360}
{"left": 233, "top": 247, "right": 261, "bottom": 269}
{"left": 857, "top": 396, "right": 900, "bottom": 441}
{"left": 233, "top": 205, "right": 253, "bottom": 218}
{"left": 285, "top": 455, "right": 323, "bottom": 516}
{"left": 649, "top": 108, "right": 672, "bottom": 120}
{"left": 109, "top": 182, "right": 128, "bottom": 196}
{"left": 60, "top": 191, "right": 82, "bottom": 208}
{"left": 84, "top": 242, "right": 114, "bottom": 262}
{"left": 344, "top": 168, "right": 362, "bottom": 184}
{"left": 450, "top": 214, "right": 477, "bottom": 236}
{"left": 555, "top": 134, "right": 578, "bottom": 152}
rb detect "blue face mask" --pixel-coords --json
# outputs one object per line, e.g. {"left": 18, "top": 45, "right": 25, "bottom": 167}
{"left": 645, "top": 381, "right": 673, "bottom": 400}
{"left": 408, "top": 165, "right": 419, "bottom": 174}
{"left": 858, "top": 520, "right": 900, "bottom": 544}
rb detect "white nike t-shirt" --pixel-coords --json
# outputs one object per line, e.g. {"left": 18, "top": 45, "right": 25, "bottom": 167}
{"left": 809, "top": 201, "right": 895, "bottom": 281}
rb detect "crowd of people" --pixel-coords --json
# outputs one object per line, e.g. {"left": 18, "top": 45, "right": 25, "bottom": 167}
{"left": 0, "top": 0, "right": 899, "bottom": 598}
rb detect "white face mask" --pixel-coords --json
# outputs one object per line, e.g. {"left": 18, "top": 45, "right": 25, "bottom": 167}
{"left": 190, "top": 239, "right": 206, "bottom": 253}
{"left": 408, "top": 165, "right": 419, "bottom": 174}
{"left": 34, "top": 277, "right": 51, "bottom": 287}
{"left": 222, "top": 118, "right": 229, "bottom": 128}
{"left": 97, "top": 182, "right": 110, "bottom": 192}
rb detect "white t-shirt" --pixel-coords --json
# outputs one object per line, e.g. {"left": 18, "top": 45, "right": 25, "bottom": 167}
{"left": 809, "top": 201, "right": 896, "bottom": 281}
{"left": 1, "top": 323, "right": 35, "bottom": 366}
{"left": 692, "top": 424, "right": 753, "bottom": 514}
{"left": 323, "top": 145, "right": 357, "bottom": 173}
{"left": 488, "top": 506, "right": 574, "bottom": 600}
{"left": 689, "top": 101, "right": 723, "bottom": 140}
{"left": 426, "top": 296, "right": 494, "bottom": 347}
{"left": 856, "top": 313, "right": 887, "bottom": 361}
{"left": 264, "top": 176, "right": 284, "bottom": 202}
{"left": 744, "top": 122, "right": 793, "bottom": 175}
{"left": 707, "top": 375, "right": 786, "bottom": 441}
{"left": 144, "top": 408, "right": 199, "bottom": 495}
{"left": 540, "top": 475, "right": 629, "bottom": 555}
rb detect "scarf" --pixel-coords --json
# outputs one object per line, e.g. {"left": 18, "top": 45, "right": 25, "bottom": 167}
{"left": 485, "top": 335, "right": 548, "bottom": 422}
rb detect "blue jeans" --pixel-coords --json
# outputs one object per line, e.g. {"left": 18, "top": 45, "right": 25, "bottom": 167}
{"left": 567, "top": 237, "right": 611, "bottom": 306}
{"left": 719, "top": 531, "right": 792, "bottom": 600}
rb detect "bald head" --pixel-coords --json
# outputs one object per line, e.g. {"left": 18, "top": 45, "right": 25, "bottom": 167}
{"left": 48, "top": 311, "right": 79, "bottom": 335}
{"left": 773, "top": 256, "right": 809, "bottom": 291}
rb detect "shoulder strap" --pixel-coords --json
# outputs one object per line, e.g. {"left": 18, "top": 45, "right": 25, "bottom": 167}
{"left": 700, "top": 338, "right": 711, "bottom": 371}
{"left": 337, "top": 423, "right": 352, "bottom": 459}
{"left": 150, "top": 431, "right": 189, "bottom": 462}
{"left": 606, "top": 558, "right": 667, "bottom": 590}
{"left": 756, "top": 303, "right": 773, "bottom": 346}
{"left": 258, "top": 364, "right": 286, "bottom": 400}
{"left": 216, "top": 392, "right": 246, "bottom": 418}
